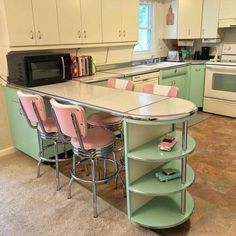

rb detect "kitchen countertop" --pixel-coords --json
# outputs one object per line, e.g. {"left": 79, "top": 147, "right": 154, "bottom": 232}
{"left": 102, "top": 62, "right": 187, "bottom": 77}
{"left": 73, "top": 72, "right": 123, "bottom": 83}
{"left": 78, "top": 60, "right": 206, "bottom": 84}
{"left": 15, "top": 80, "right": 197, "bottom": 120}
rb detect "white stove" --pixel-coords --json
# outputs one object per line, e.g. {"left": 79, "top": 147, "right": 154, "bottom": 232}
{"left": 203, "top": 43, "right": 236, "bottom": 118}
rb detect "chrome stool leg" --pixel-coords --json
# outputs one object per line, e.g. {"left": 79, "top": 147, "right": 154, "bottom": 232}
{"left": 67, "top": 177, "right": 74, "bottom": 199}
{"left": 37, "top": 136, "right": 44, "bottom": 178}
{"left": 91, "top": 158, "right": 98, "bottom": 218}
{"left": 54, "top": 141, "right": 60, "bottom": 191}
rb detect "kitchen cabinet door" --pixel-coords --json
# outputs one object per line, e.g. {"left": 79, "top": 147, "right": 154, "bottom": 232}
{"left": 57, "top": 0, "right": 102, "bottom": 44}
{"left": 189, "top": 65, "right": 205, "bottom": 107}
{"left": 201, "top": 0, "right": 220, "bottom": 39}
{"left": 102, "top": 0, "right": 138, "bottom": 43}
{"left": 178, "top": 0, "right": 203, "bottom": 39}
{"left": 161, "top": 75, "right": 186, "bottom": 99}
{"left": 102, "top": 0, "right": 122, "bottom": 42}
{"left": 159, "top": 66, "right": 188, "bottom": 99}
{"left": 4, "top": 88, "right": 39, "bottom": 160}
{"left": 81, "top": 0, "right": 102, "bottom": 43}
{"left": 219, "top": 0, "right": 236, "bottom": 19}
{"left": 4, "top": 0, "right": 35, "bottom": 46}
{"left": 57, "top": 0, "right": 82, "bottom": 44}
{"left": 32, "top": 0, "right": 59, "bottom": 45}
{"left": 121, "top": 0, "right": 139, "bottom": 42}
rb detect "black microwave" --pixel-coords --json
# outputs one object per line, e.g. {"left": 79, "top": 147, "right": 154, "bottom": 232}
{"left": 7, "top": 52, "right": 72, "bottom": 87}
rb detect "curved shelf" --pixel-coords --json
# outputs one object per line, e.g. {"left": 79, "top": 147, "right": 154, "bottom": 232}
{"left": 128, "top": 131, "right": 196, "bottom": 162}
{"left": 129, "top": 161, "right": 194, "bottom": 196}
{"left": 131, "top": 192, "right": 194, "bottom": 229}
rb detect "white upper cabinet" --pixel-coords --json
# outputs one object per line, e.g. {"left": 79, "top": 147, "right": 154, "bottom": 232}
{"left": 4, "top": 0, "right": 35, "bottom": 46}
{"left": 3, "top": 0, "right": 59, "bottom": 46}
{"left": 163, "top": 0, "right": 203, "bottom": 39}
{"left": 219, "top": 0, "right": 236, "bottom": 19}
{"left": 201, "top": 0, "right": 220, "bottom": 39}
{"left": 218, "top": 0, "right": 236, "bottom": 27}
{"left": 178, "top": 0, "right": 203, "bottom": 39}
{"left": 31, "top": 0, "right": 59, "bottom": 45}
{"left": 57, "top": 0, "right": 102, "bottom": 44}
{"left": 102, "top": 0, "right": 138, "bottom": 43}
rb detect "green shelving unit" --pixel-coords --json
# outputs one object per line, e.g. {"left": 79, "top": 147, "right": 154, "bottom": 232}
{"left": 128, "top": 131, "right": 196, "bottom": 162}
{"left": 124, "top": 117, "right": 196, "bottom": 229}
{"left": 131, "top": 192, "right": 194, "bottom": 229}
{"left": 129, "top": 161, "right": 195, "bottom": 196}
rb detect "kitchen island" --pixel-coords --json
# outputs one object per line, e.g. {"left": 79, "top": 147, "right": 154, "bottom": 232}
{"left": 7, "top": 80, "right": 197, "bottom": 229}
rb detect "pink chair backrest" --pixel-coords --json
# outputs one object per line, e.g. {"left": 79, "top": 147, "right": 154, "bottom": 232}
{"left": 142, "top": 84, "right": 179, "bottom": 97}
{"left": 107, "top": 78, "right": 134, "bottom": 91}
{"left": 17, "top": 90, "right": 47, "bottom": 123}
{"left": 50, "top": 99, "right": 87, "bottom": 139}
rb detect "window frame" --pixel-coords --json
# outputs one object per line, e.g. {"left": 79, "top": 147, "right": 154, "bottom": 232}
{"left": 133, "top": 0, "right": 157, "bottom": 60}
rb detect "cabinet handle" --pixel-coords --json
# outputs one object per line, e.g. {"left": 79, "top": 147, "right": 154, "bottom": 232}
{"left": 83, "top": 30, "right": 87, "bottom": 38}
{"left": 195, "top": 69, "right": 201, "bottom": 71}
{"left": 118, "top": 30, "right": 122, "bottom": 37}
{"left": 202, "top": 29, "right": 205, "bottom": 36}
{"left": 77, "top": 30, "right": 81, "bottom": 38}
{"left": 37, "top": 30, "right": 42, "bottom": 39}
{"left": 174, "top": 69, "right": 177, "bottom": 73}
{"left": 19, "top": 108, "right": 24, "bottom": 116}
{"left": 29, "top": 30, "right": 34, "bottom": 39}
{"left": 123, "top": 30, "right": 126, "bottom": 37}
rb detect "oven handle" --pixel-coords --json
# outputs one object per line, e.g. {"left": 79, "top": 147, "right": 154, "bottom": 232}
{"left": 206, "top": 65, "right": 236, "bottom": 72}
{"left": 61, "top": 56, "right": 66, "bottom": 80}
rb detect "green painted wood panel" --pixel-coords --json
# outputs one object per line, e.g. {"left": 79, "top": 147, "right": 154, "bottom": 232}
{"left": 4, "top": 87, "right": 70, "bottom": 160}
{"left": 189, "top": 65, "right": 205, "bottom": 107}
{"left": 128, "top": 131, "right": 196, "bottom": 162}
{"left": 159, "top": 66, "right": 189, "bottom": 99}
{"left": 129, "top": 160, "right": 194, "bottom": 195}
{"left": 4, "top": 87, "right": 39, "bottom": 160}
{"left": 131, "top": 192, "right": 194, "bottom": 229}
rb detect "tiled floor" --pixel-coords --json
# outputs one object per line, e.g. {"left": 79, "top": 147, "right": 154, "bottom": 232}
{"left": 58, "top": 112, "right": 236, "bottom": 235}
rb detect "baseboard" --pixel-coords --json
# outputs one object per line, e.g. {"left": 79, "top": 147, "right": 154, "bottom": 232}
{"left": 0, "top": 146, "right": 17, "bottom": 157}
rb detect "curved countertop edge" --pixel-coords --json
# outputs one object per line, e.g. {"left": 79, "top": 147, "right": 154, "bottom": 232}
{"left": 7, "top": 82, "right": 198, "bottom": 121}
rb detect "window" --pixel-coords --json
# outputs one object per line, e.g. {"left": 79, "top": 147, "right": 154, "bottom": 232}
{"left": 134, "top": 1, "right": 154, "bottom": 52}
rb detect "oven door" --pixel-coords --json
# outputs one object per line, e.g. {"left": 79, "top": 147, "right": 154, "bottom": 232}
{"left": 205, "top": 65, "right": 236, "bottom": 101}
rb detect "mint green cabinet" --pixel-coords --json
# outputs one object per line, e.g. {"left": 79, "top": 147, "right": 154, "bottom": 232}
{"left": 189, "top": 65, "right": 205, "bottom": 107}
{"left": 4, "top": 87, "right": 69, "bottom": 160}
{"left": 5, "top": 87, "right": 40, "bottom": 160}
{"left": 159, "top": 66, "right": 189, "bottom": 99}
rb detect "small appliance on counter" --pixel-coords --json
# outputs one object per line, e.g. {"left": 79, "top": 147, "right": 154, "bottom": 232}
{"left": 7, "top": 52, "right": 72, "bottom": 87}
{"left": 201, "top": 46, "right": 210, "bottom": 60}
{"left": 167, "top": 51, "right": 180, "bottom": 62}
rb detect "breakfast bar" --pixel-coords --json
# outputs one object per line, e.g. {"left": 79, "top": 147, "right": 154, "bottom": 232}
{"left": 8, "top": 80, "right": 197, "bottom": 229}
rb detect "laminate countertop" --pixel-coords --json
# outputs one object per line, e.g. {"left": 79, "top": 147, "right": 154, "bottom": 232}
{"left": 17, "top": 80, "right": 197, "bottom": 121}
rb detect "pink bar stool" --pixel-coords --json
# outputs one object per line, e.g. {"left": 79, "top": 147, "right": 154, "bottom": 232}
{"left": 87, "top": 78, "right": 134, "bottom": 133}
{"left": 142, "top": 84, "right": 180, "bottom": 131}
{"left": 142, "top": 84, "right": 179, "bottom": 97}
{"left": 87, "top": 78, "right": 134, "bottom": 190}
{"left": 17, "top": 90, "right": 70, "bottom": 191}
{"left": 50, "top": 98, "right": 120, "bottom": 218}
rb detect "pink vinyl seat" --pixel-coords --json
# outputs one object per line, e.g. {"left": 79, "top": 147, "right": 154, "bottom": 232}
{"left": 87, "top": 78, "right": 134, "bottom": 193}
{"left": 50, "top": 98, "right": 120, "bottom": 218}
{"left": 17, "top": 90, "right": 70, "bottom": 191}
{"left": 87, "top": 78, "right": 135, "bottom": 128}
{"left": 142, "top": 84, "right": 180, "bottom": 97}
